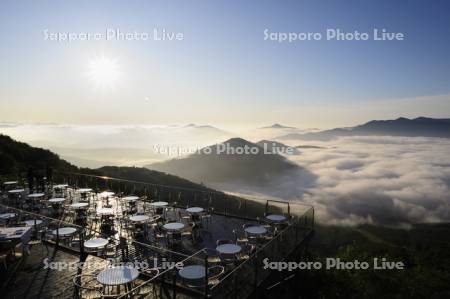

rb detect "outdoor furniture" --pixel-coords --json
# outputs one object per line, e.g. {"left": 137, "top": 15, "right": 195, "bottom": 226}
{"left": 0, "top": 226, "right": 32, "bottom": 255}
{"left": 216, "top": 243, "right": 241, "bottom": 265}
{"left": 0, "top": 213, "right": 17, "bottom": 226}
{"left": 178, "top": 265, "right": 206, "bottom": 287}
{"left": 163, "top": 222, "right": 185, "bottom": 246}
{"left": 163, "top": 222, "right": 185, "bottom": 231}
{"left": 52, "top": 227, "right": 77, "bottom": 246}
{"left": 70, "top": 202, "right": 89, "bottom": 209}
{"left": 84, "top": 237, "right": 109, "bottom": 256}
{"left": 48, "top": 197, "right": 65, "bottom": 215}
{"left": 0, "top": 240, "right": 15, "bottom": 269}
{"left": 201, "top": 207, "right": 214, "bottom": 227}
{"left": 122, "top": 196, "right": 138, "bottom": 203}
{"left": 207, "top": 265, "right": 225, "bottom": 286}
{"left": 27, "top": 193, "right": 45, "bottom": 199}
{"left": 129, "top": 215, "right": 149, "bottom": 223}
{"left": 150, "top": 201, "right": 168, "bottom": 215}
{"left": 96, "top": 207, "right": 115, "bottom": 216}
{"left": 73, "top": 274, "right": 103, "bottom": 298}
{"left": 77, "top": 188, "right": 93, "bottom": 201}
{"left": 233, "top": 229, "right": 249, "bottom": 245}
{"left": 53, "top": 184, "right": 69, "bottom": 197}
{"left": 244, "top": 225, "right": 267, "bottom": 235}
{"left": 216, "top": 243, "right": 242, "bottom": 255}
{"left": 24, "top": 219, "right": 43, "bottom": 227}
{"left": 265, "top": 214, "right": 287, "bottom": 223}
{"left": 244, "top": 225, "right": 268, "bottom": 244}
{"left": 96, "top": 266, "right": 139, "bottom": 295}
{"left": 7, "top": 189, "right": 25, "bottom": 207}
{"left": 203, "top": 248, "right": 221, "bottom": 265}
{"left": 186, "top": 206, "right": 204, "bottom": 224}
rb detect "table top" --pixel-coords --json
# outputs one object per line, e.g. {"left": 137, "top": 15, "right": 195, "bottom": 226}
{"left": 178, "top": 265, "right": 206, "bottom": 280}
{"left": 266, "top": 214, "right": 287, "bottom": 222}
{"left": 0, "top": 226, "right": 31, "bottom": 240}
{"left": 53, "top": 184, "right": 69, "bottom": 189}
{"left": 100, "top": 191, "right": 115, "bottom": 197}
{"left": 150, "top": 201, "right": 168, "bottom": 207}
{"left": 163, "top": 222, "right": 185, "bottom": 231}
{"left": 49, "top": 197, "right": 66, "bottom": 203}
{"left": 129, "top": 215, "right": 150, "bottom": 222}
{"left": 123, "top": 196, "right": 139, "bottom": 202}
{"left": 186, "top": 207, "right": 204, "bottom": 214}
{"left": 8, "top": 189, "right": 25, "bottom": 194}
{"left": 77, "top": 188, "right": 92, "bottom": 193}
{"left": 244, "top": 226, "right": 268, "bottom": 235}
{"left": 52, "top": 227, "right": 77, "bottom": 236}
{"left": 28, "top": 193, "right": 45, "bottom": 198}
{"left": 216, "top": 244, "right": 242, "bottom": 254}
{"left": 84, "top": 238, "right": 109, "bottom": 248}
{"left": 24, "top": 219, "right": 43, "bottom": 226}
{"left": 97, "top": 208, "right": 114, "bottom": 215}
{"left": 97, "top": 266, "right": 139, "bottom": 285}
{"left": 3, "top": 181, "right": 18, "bottom": 185}
{"left": 0, "top": 213, "right": 17, "bottom": 219}
{"left": 70, "top": 202, "right": 89, "bottom": 209}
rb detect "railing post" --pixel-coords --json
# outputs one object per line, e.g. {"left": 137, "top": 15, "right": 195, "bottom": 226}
{"left": 172, "top": 271, "right": 177, "bottom": 299}
{"left": 204, "top": 253, "right": 209, "bottom": 298}
{"left": 254, "top": 252, "right": 258, "bottom": 289}
{"left": 79, "top": 228, "right": 85, "bottom": 258}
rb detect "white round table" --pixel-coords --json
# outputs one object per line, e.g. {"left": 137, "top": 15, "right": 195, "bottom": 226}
{"left": 97, "top": 266, "right": 139, "bottom": 286}
{"left": 8, "top": 189, "right": 25, "bottom": 194}
{"left": 186, "top": 207, "right": 204, "bottom": 214}
{"left": 49, "top": 198, "right": 66, "bottom": 203}
{"left": 150, "top": 201, "right": 168, "bottom": 207}
{"left": 53, "top": 184, "right": 69, "bottom": 189}
{"left": 70, "top": 202, "right": 89, "bottom": 209}
{"left": 179, "top": 265, "right": 206, "bottom": 280}
{"left": 3, "top": 181, "right": 18, "bottom": 185}
{"left": 129, "top": 215, "right": 150, "bottom": 223}
{"left": 100, "top": 191, "right": 115, "bottom": 198}
{"left": 163, "top": 222, "right": 185, "bottom": 231}
{"left": 77, "top": 188, "right": 92, "bottom": 193}
{"left": 28, "top": 193, "right": 45, "bottom": 198}
{"left": 53, "top": 227, "right": 77, "bottom": 236}
{"left": 84, "top": 238, "right": 109, "bottom": 249}
{"left": 0, "top": 213, "right": 16, "bottom": 219}
{"left": 24, "top": 219, "right": 43, "bottom": 226}
{"left": 244, "top": 226, "right": 267, "bottom": 235}
{"left": 266, "top": 214, "right": 287, "bottom": 222}
{"left": 123, "top": 196, "right": 139, "bottom": 202}
{"left": 216, "top": 244, "right": 242, "bottom": 255}
{"left": 97, "top": 208, "right": 115, "bottom": 215}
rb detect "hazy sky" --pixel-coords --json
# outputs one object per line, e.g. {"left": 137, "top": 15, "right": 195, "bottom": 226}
{"left": 1, "top": 0, "right": 449, "bottom": 128}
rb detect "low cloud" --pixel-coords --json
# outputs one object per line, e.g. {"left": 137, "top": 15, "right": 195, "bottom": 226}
{"left": 284, "top": 136, "right": 450, "bottom": 226}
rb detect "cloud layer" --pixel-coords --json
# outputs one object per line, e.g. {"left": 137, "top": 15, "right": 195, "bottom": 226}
{"left": 284, "top": 136, "right": 450, "bottom": 226}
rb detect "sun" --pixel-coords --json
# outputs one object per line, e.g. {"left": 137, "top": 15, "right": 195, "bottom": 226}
{"left": 87, "top": 55, "right": 120, "bottom": 88}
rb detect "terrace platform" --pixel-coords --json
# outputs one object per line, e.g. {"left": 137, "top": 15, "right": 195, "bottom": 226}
{"left": 1, "top": 172, "right": 314, "bottom": 299}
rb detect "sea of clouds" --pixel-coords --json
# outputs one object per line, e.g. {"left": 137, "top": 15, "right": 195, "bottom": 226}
{"left": 282, "top": 136, "right": 450, "bottom": 226}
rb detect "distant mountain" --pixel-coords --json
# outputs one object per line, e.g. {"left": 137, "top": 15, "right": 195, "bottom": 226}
{"left": 261, "top": 123, "right": 296, "bottom": 129}
{"left": 0, "top": 134, "right": 220, "bottom": 194}
{"left": 0, "top": 134, "right": 77, "bottom": 174}
{"left": 256, "top": 140, "right": 300, "bottom": 155}
{"left": 277, "top": 117, "right": 450, "bottom": 140}
{"left": 295, "top": 145, "right": 325, "bottom": 149}
{"left": 147, "top": 138, "right": 304, "bottom": 186}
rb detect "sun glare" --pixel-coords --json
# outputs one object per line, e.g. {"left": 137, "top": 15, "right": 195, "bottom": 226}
{"left": 87, "top": 55, "right": 120, "bottom": 88}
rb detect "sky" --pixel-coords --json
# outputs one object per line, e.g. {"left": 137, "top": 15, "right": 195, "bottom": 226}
{"left": 0, "top": 0, "right": 449, "bottom": 129}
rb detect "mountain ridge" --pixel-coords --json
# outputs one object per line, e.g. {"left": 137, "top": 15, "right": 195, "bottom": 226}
{"left": 277, "top": 117, "right": 450, "bottom": 140}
